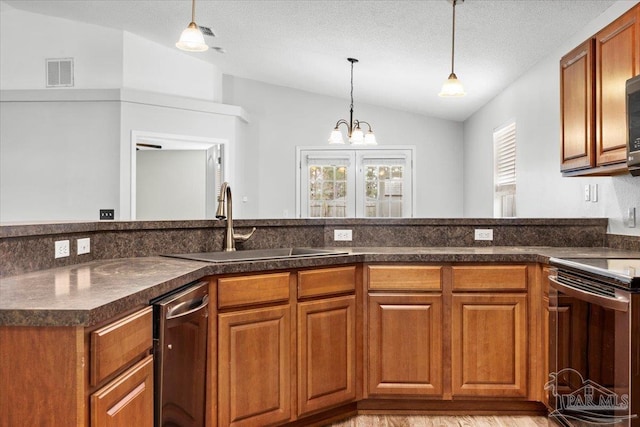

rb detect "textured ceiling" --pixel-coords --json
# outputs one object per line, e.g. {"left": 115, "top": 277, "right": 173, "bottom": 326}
{"left": 2, "top": 0, "right": 622, "bottom": 121}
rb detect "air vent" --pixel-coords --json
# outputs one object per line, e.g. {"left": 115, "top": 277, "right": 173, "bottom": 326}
{"left": 199, "top": 25, "right": 215, "bottom": 37}
{"left": 46, "top": 58, "right": 74, "bottom": 88}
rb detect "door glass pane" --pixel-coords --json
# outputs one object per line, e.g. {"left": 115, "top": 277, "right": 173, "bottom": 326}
{"left": 307, "top": 164, "right": 348, "bottom": 217}
{"left": 364, "top": 163, "right": 404, "bottom": 218}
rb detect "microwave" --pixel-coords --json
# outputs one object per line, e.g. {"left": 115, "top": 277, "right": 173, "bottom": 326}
{"left": 628, "top": 74, "right": 640, "bottom": 176}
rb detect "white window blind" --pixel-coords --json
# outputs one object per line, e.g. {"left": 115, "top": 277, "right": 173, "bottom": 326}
{"left": 493, "top": 122, "right": 516, "bottom": 217}
{"left": 494, "top": 122, "right": 516, "bottom": 191}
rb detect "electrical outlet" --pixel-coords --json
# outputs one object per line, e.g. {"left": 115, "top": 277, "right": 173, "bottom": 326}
{"left": 628, "top": 207, "right": 636, "bottom": 228}
{"left": 55, "top": 240, "right": 70, "bottom": 258}
{"left": 77, "top": 238, "right": 90, "bottom": 255}
{"left": 584, "top": 185, "right": 590, "bottom": 202}
{"left": 474, "top": 229, "right": 494, "bottom": 241}
{"left": 334, "top": 229, "right": 353, "bottom": 241}
{"left": 99, "top": 209, "right": 114, "bottom": 220}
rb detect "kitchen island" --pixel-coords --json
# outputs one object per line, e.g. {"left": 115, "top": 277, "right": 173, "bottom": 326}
{"left": 2, "top": 243, "right": 640, "bottom": 427}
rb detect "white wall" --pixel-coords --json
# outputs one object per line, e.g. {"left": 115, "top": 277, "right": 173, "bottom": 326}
{"left": 136, "top": 150, "right": 207, "bottom": 220}
{"left": 0, "top": 4, "right": 123, "bottom": 90}
{"left": 223, "top": 76, "right": 464, "bottom": 218}
{"left": 122, "top": 31, "right": 220, "bottom": 102}
{"left": 119, "top": 99, "right": 242, "bottom": 220}
{"left": 0, "top": 4, "right": 220, "bottom": 101}
{"left": 463, "top": 0, "right": 640, "bottom": 237}
{"left": 0, "top": 100, "right": 121, "bottom": 222}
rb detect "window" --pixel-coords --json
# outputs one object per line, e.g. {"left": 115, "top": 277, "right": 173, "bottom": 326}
{"left": 493, "top": 121, "right": 517, "bottom": 217}
{"left": 297, "top": 147, "right": 414, "bottom": 218}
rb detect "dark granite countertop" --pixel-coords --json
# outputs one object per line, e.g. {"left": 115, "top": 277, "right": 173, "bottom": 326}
{"left": 2, "top": 246, "right": 639, "bottom": 327}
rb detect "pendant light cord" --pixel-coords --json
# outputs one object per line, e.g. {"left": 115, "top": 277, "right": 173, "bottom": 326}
{"left": 450, "top": 0, "right": 456, "bottom": 74}
{"left": 192, "top": 0, "right": 196, "bottom": 22}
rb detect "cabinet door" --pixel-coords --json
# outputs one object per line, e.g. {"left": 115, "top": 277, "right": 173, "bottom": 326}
{"left": 560, "top": 39, "right": 595, "bottom": 172}
{"left": 452, "top": 294, "right": 527, "bottom": 398}
{"left": 297, "top": 295, "right": 356, "bottom": 416}
{"left": 595, "top": 5, "right": 640, "bottom": 166}
{"left": 218, "top": 305, "right": 292, "bottom": 427}
{"left": 91, "top": 355, "right": 154, "bottom": 427}
{"left": 368, "top": 293, "right": 443, "bottom": 396}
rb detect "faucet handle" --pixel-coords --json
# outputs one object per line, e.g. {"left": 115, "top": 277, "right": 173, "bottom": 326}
{"left": 233, "top": 227, "right": 256, "bottom": 243}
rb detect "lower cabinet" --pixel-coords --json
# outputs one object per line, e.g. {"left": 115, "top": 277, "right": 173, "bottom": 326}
{"left": 218, "top": 303, "right": 293, "bottom": 427}
{"left": 91, "top": 355, "right": 154, "bottom": 427}
{"left": 451, "top": 293, "right": 528, "bottom": 398}
{"left": 297, "top": 295, "right": 357, "bottom": 415}
{"left": 368, "top": 293, "right": 443, "bottom": 396}
{"left": 366, "top": 264, "right": 534, "bottom": 402}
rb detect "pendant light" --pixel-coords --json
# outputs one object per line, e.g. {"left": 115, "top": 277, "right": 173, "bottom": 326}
{"left": 176, "top": 0, "right": 209, "bottom": 52}
{"left": 439, "top": 0, "right": 465, "bottom": 97}
{"left": 328, "top": 58, "right": 377, "bottom": 145}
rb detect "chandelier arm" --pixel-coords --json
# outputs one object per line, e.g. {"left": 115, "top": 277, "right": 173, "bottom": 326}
{"left": 356, "top": 120, "right": 373, "bottom": 132}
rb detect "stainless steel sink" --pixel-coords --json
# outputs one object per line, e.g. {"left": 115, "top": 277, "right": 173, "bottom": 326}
{"left": 165, "top": 248, "right": 349, "bottom": 263}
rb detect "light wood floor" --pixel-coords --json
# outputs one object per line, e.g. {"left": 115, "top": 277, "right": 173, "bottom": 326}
{"left": 325, "top": 415, "right": 549, "bottom": 426}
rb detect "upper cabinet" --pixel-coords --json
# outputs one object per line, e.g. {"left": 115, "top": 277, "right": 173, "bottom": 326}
{"left": 560, "top": 4, "right": 640, "bottom": 176}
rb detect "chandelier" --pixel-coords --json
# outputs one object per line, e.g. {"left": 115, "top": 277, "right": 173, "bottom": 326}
{"left": 328, "top": 58, "right": 377, "bottom": 145}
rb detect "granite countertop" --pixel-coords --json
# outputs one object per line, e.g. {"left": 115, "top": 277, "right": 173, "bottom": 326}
{"left": 2, "top": 246, "right": 640, "bottom": 327}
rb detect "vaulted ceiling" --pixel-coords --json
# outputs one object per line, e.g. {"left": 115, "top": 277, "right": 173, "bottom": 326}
{"left": 2, "top": 0, "right": 621, "bottom": 121}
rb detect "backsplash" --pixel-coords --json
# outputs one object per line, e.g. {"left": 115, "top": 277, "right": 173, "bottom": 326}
{"left": 0, "top": 218, "right": 615, "bottom": 277}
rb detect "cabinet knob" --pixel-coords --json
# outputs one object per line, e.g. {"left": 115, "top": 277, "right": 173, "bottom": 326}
{"left": 167, "top": 344, "right": 172, "bottom": 350}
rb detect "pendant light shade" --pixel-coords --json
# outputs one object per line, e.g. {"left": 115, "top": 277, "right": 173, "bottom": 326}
{"left": 328, "top": 58, "right": 378, "bottom": 145}
{"left": 176, "top": 0, "right": 209, "bottom": 52}
{"left": 439, "top": 0, "right": 465, "bottom": 97}
{"left": 439, "top": 72, "right": 465, "bottom": 97}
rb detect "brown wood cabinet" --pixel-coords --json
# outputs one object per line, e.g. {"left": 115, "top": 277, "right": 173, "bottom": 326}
{"left": 296, "top": 266, "right": 358, "bottom": 416}
{"left": 368, "top": 293, "right": 443, "bottom": 397}
{"left": 451, "top": 293, "right": 528, "bottom": 398}
{"left": 366, "top": 264, "right": 536, "bottom": 402}
{"left": 595, "top": 5, "right": 640, "bottom": 167}
{"left": 0, "top": 306, "right": 154, "bottom": 427}
{"left": 216, "top": 272, "right": 294, "bottom": 427}
{"left": 297, "top": 295, "right": 357, "bottom": 415}
{"left": 560, "top": 3, "right": 640, "bottom": 175}
{"left": 451, "top": 265, "right": 529, "bottom": 398}
{"left": 90, "top": 355, "right": 154, "bottom": 427}
{"left": 366, "top": 265, "right": 443, "bottom": 398}
{"left": 215, "top": 266, "right": 359, "bottom": 426}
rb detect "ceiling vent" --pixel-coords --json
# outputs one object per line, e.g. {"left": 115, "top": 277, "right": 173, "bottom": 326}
{"left": 198, "top": 25, "right": 215, "bottom": 37}
{"left": 46, "top": 58, "right": 74, "bottom": 88}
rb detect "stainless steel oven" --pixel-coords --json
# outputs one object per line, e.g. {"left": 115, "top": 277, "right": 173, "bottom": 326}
{"left": 548, "top": 258, "right": 640, "bottom": 427}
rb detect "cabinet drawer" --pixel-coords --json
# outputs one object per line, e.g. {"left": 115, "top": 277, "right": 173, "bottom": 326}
{"left": 452, "top": 265, "right": 528, "bottom": 291}
{"left": 218, "top": 272, "right": 291, "bottom": 309}
{"left": 91, "top": 354, "right": 154, "bottom": 427}
{"left": 298, "top": 266, "right": 356, "bottom": 299}
{"left": 91, "top": 307, "right": 153, "bottom": 387}
{"left": 368, "top": 265, "right": 442, "bottom": 291}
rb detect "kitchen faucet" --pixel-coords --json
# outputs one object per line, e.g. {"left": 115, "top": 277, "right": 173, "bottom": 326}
{"left": 216, "top": 182, "right": 256, "bottom": 251}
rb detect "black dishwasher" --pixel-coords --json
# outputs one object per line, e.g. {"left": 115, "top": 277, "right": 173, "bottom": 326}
{"left": 152, "top": 281, "right": 209, "bottom": 427}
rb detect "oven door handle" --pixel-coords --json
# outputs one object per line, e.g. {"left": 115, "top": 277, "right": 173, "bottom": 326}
{"left": 549, "top": 276, "right": 629, "bottom": 312}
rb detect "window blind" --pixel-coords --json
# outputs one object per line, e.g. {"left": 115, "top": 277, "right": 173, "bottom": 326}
{"left": 494, "top": 122, "right": 516, "bottom": 191}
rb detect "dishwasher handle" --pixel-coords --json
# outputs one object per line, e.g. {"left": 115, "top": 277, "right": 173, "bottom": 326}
{"left": 549, "top": 275, "right": 629, "bottom": 312}
{"left": 166, "top": 294, "right": 209, "bottom": 321}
